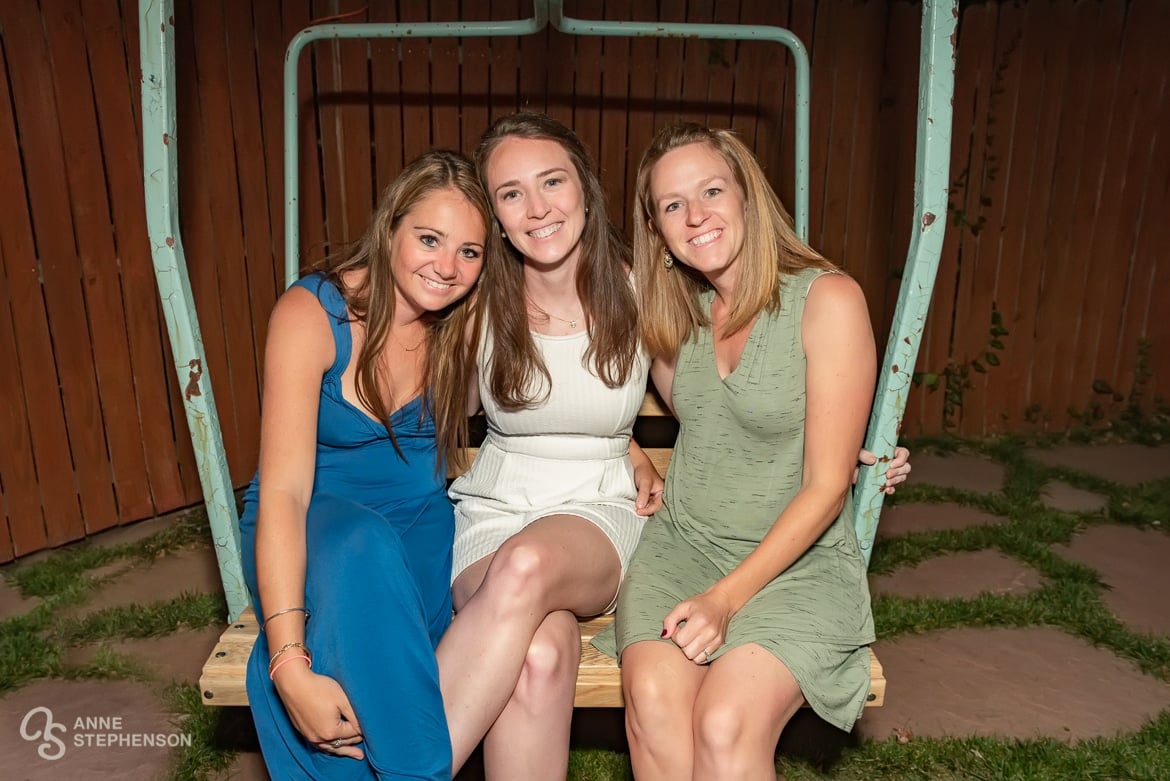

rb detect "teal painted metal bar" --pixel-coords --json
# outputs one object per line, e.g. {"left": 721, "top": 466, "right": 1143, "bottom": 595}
{"left": 854, "top": 0, "right": 958, "bottom": 562}
{"left": 139, "top": 0, "right": 249, "bottom": 619}
{"left": 546, "top": 0, "right": 810, "bottom": 242}
{"left": 283, "top": 0, "right": 812, "bottom": 286}
{"left": 283, "top": 12, "right": 548, "bottom": 286}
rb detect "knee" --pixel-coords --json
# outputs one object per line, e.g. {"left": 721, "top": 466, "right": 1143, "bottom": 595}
{"left": 481, "top": 538, "right": 556, "bottom": 604}
{"left": 514, "top": 622, "right": 580, "bottom": 702}
{"left": 623, "top": 666, "right": 682, "bottom": 745}
{"left": 693, "top": 699, "right": 750, "bottom": 758}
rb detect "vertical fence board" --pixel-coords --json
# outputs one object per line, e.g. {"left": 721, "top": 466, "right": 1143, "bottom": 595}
{"left": 1030, "top": 1, "right": 1105, "bottom": 427}
{"left": 517, "top": 2, "right": 548, "bottom": 116}
{"left": 1051, "top": 3, "right": 1125, "bottom": 424}
{"left": 978, "top": 2, "right": 1030, "bottom": 432}
{"left": 431, "top": 1, "right": 463, "bottom": 151}
{"left": 458, "top": 2, "right": 491, "bottom": 151}
{"left": 225, "top": 0, "right": 280, "bottom": 372}
{"left": 650, "top": 0, "right": 685, "bottom": 131}
{"left": 0, "top": 178, "right": 55, "bottom": 557}
{"left": 369, "top": 0, "right": 405, "bottom": 195}
{"left": 948, "top": 3, "right": 1001, "bottom": 435}
{"left": 4, "top": 1, "right": 113, "bottom": 545}
{"left": 1079, "top": 2, "right": 1155, "bottom": 422}
{"left": 399, "top": 1, "right": 432, "bottom": 166}
{"left": 622, "top": 0, "right": 658, "bottom": 229}
{"left": 598, "top": 2, "right": 630, "bottom": 232}
{"left": 189, "top": 0, "right": 262, "bottom": 482}
{"left": 489, "top": 0, "right": 521, "bottom": 121}
{"left": 252, "top": 0, "right": 287, "bottom": 289}
{"left": 680, "top": 0, "right": 715, "bottom": 127}
{"left": 43, "top": 0, "right": 153, "bottom": 527}
{"left": 83, "top": 0, "right": 187, "bottom": 513}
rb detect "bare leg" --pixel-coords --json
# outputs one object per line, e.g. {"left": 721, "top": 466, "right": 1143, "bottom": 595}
{"left": 482, "top": 610, "right": 579, "bottom": 780}
{"left": 438, "top": 515, "right": 621, "bottom": 772}
{"left": 621, "top": 639, "right": 707, "bottom": 781}
{"left": 692, "top": 644, "right": 804, "bottom": 781}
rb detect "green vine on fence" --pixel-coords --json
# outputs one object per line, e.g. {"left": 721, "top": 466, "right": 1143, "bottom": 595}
{"left": 914, "top": 304, "right": 1009, "bottom": 429}
{"left": 912, "top": 30, "right": 1018, "bottom": 430}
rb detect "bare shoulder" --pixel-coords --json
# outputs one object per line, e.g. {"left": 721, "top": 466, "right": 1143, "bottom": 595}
{"left": 804, "top": 270, "right": 866, "bottom": 313}
{"left": 802, "top": 271, "right": 872, "bottom": 348}
{"left": 266, "top": 284, "right": 334, "bottom": 370}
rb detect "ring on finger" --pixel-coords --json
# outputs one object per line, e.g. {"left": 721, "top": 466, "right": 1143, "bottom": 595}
{"left": 331, "top": 737, "right": 343, "bottom": 749}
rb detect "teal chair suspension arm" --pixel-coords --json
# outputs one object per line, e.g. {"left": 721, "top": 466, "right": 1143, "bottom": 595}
{"left": 139, "top": 0, "right": 249, "bottom": 619}
{"left": 140, "top": 0, "right": 956, "bottom": 612}
{"left": 854, "top": 1, "right": 958, "bottom": 562}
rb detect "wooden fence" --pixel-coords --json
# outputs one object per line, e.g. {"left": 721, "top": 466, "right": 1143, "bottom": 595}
{"left": 1, "top": 0, "right": 1167, "bottom": 560}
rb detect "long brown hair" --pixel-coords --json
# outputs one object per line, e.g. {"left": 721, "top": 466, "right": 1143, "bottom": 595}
{"left": 312, "top": 150, "right": 490, "bottom": 471}
{"left": 633, "top": 123, "right": 836, "bottom": 358}
{"left": 474, "top": 113, "right": 639, "bottom": 409}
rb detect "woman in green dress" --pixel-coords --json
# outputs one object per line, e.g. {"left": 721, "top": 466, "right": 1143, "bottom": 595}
{"left": 611, "top": 123, "right": 879, "bottom": 779}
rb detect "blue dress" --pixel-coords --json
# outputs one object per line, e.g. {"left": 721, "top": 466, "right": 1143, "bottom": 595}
{"left": 239, "top": 273, "right": 454, "bottom": 780}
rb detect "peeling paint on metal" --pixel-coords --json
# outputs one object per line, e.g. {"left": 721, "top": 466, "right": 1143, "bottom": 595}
{"left": 185, "top": 358, "right": 203, "bottom": 401}
{"left": 922, "top": 211, "right": 937, "bottom": 229}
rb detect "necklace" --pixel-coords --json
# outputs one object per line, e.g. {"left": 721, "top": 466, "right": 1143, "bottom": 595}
{"left": 527, "top": 296, "right": 583, "bottom": 329}
{"left": 391, "top": 327, "right": 426, "bottom": 352}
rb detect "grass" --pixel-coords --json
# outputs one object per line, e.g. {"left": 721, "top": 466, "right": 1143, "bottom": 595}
{"left": 2, "top": 432, "right": 1168, "bottom": 779}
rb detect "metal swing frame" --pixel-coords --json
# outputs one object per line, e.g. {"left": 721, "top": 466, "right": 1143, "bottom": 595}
{"left": 139, "top": 0, "right": 958, "bottom": 621}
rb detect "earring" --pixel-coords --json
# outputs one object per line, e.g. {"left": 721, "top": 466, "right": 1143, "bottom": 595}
{"left": 662, "top": 247, "right": 675, "bottom": 270}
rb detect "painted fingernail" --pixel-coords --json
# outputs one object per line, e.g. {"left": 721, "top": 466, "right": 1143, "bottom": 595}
{"left": 660, "top": 629, "right": 667, "bottom": 637}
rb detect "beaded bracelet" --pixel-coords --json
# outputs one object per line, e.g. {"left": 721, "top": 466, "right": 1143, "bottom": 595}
{"left": 260, "top": 607, "right": 311, "bottom": 632}
{"left": 268, "top": 641, "right": 313, "bottom": 672}
{"left": 269, "top": 653, "right": 311, "bottom": 681}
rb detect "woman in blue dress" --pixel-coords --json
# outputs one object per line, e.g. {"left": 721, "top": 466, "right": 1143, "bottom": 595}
{"left": 238, "top": 151, "right": 492, "bottom": 780}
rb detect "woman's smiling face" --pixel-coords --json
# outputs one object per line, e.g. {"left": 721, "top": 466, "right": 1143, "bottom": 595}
{"left": 483, "top": 136, "right": 587, "bottom": 269}
{"left": 649, "top": 141, "right": 747, "bottom": 281}
{"left": 389, "top": 187, "right": 486, "bottom": 319}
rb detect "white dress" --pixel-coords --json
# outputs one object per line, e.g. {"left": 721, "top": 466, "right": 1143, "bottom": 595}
{"left": 449, "top": 324, "right": 651, "bottom": 599}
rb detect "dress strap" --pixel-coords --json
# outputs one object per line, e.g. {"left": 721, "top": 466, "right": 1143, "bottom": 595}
{"left": 291, "top": 272, "right": 353, "bottom": 381}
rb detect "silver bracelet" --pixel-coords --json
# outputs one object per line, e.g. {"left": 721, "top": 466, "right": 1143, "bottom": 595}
{"left": 261, "top": 606, "right": 311, "bottom": 632}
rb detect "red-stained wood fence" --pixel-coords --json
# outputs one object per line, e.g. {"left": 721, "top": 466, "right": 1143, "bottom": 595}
{"left": 1, "top": 0, "right": 1167, "bottom": 560}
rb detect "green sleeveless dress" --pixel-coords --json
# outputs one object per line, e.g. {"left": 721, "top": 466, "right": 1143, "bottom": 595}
{"left": 595, "top": 267, "right": 875, "bottom": 731}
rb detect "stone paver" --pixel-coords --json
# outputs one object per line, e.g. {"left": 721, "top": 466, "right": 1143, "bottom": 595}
{"left": 1056, "top": 525, "right": 1170, "bottom": 636}
{"left": 69, "top": 545, "right": 222, "bottom": 618}
{"left": 211, "top": 750, "right": 269, "bottom": 780}
{"left": 1040, "top": 480, "right": 1109, "bottom": 514}
{"left": 875, "top": 502, "right": 1005, "bottom": 540}
{"left": 1030, "top": 443, "right": 1170, "bottom": 486}
{"left": 0, "top": 577, "right": 41, "bottom": 621}
{"left": 870, "top": 550, "right": 1043, "bottom": 600}
{"left": 64, "top": 627, "right": 226, "bottom": 687}
{"left": 0, "top": 680, "right": 187, "bottom": 780}
{"left": 911, "top": 453, "right": 1005, "bottom": 495}
{"left": 857, "top": 627, "right": 1170, "bottom": 743}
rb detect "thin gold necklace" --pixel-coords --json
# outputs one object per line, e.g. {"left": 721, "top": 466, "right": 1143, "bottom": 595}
{"left": 527, "top": 295, "right": 583, "bottom": 329}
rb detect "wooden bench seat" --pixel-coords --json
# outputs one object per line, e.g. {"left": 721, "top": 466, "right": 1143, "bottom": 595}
{"left": 200, "top": 390, "right": 885, "bottom": 709}
{"left": 199, "top": 607, "right": 884, "bottom": 708}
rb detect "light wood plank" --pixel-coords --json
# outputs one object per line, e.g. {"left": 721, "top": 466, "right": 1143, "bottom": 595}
{"left": 200, "top": 610, "right": 884, "bottom": 709}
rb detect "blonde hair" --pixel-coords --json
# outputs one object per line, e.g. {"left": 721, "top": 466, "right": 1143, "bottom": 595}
{"left": 475, "top": 113, "right": 639, "bottom": 409}
{"left": 633, "top": 124, "right": 835, "bottom": 358}
{"left": 313, "top": 150, "right": 491, "bottom": 472}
